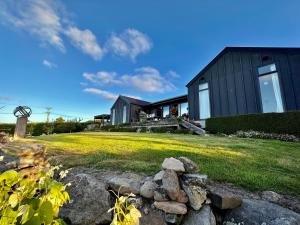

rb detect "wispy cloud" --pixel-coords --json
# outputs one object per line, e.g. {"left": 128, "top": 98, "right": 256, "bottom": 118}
{"left": 0, "top": 0, "right": 66, "bottom": 51}
{"left": 166, "top": 70, "right": 180, "bottom": 79}
{"left": 0, "top": 0, "right": 104, "bottom": 60}
{"left": 83, "top": 71, "right": 121, "bottom": 85}
{"left": 65, "top": 27, "right": 104, "bottom": 60}
{"left": 106, "top": 28, "right": 153, "bottom": 61}
{"left": 82, "top": 66, "right": 177, "bottom": 93}
{"left": 43, "top": 59, "right": 57, "bottom": 69}
{"left": 83, "top": 88, "right": 118, "bottom": 101}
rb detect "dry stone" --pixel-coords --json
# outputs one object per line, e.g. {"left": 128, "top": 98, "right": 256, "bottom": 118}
{"left": 209, "top": 189, "right": 242, "bottom": 209}
{"left": 154, "top": 188, "right": 169, "bottom": 202}
{"left": 178, "top": 157, "right": 199, "bottom": 173}
{"left": 182, "top": 183, "right": 207, "bottom": 210}
{"left": 140, "top": 180, "right": 157, "bottom": 199}
{"left": 181, "top": 173, "right": 208, "bottom": 187}
{"left": 108, "top": 174, "right": 143, "bottom": 195}
{"left": 162, "top": 169, "right": 181, "bottom": 201}
{"left": 154, "top": 170, "right": 165, "bottom": 185}
{"left": 182, "top": 205, "right": 216, "bottom": 225}
{"left": 154, "top": 201, "right": 187, "bottom": 215}
{"left": 162, "top": 157, "right": 185, "bottom": 172}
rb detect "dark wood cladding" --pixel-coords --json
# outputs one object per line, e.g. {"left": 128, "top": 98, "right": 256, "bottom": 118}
{"left": 111, "top": 97, "right": 129, "bottom": 124}
{"left": 187, "top": 47, "right": 300, "bottom": 120}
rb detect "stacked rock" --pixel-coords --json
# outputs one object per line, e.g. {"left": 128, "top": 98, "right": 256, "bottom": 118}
{"left": 108, "top": 156, "right": 243, "bottom": 225}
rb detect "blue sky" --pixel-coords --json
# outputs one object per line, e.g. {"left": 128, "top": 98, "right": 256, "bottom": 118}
{"left": 0, "top": 0, "right": 299, "bottom": 123}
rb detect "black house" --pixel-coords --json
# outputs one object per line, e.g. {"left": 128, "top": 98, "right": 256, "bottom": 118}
{"left": 187, "top": 47, "right": 300, "bottom": 126}
{"left": 111, "top": 95, "right": 188, "bottom": 125}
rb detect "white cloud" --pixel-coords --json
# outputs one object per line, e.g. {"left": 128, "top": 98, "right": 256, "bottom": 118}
{"left": 0, "top": 1, "right": 152, "bottom": 62}
{"left": 0, "top": 0, "right": 66, "bottom": 51}
{"left": 0, "top": 96, "right": 13, "bottom": 101}
{"left": 166, "top": 70, "right": 180, "bottom": 78}
{"left": 0, "top": 0, "right": 103, "bottom": 60}
{"left": 43, "top": 59, "right": 57, "bottom": 68}
{"left": 121, "top": 67, "right": 176, "bottom": 93}
{"left": 65, "top": 27, "right": 104, "bottom": 60}
{"left": 83, "top": 88, "right": 118, "bottom": 101}
{"left": 82, "top": 66, "right": 176, "bottom": 93}
{"left": 106, "top": 28, "right": 152, "bottom": 61}
{"left": 82, "top": 71, "right": 120, "bottom": 85}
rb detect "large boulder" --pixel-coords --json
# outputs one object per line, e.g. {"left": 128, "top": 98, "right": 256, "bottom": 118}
{"left": 182, "top": 205, "right": 216, "bottom": 225}
{"left": 154, "top": 201, "right": 187, "bottom": 214}
{"left": 108, "top": 173, "right": 143, "bottom": 195}
{"left": 223, "top": 199, "right": 300, "bottom": 225}
{"left": 178, "top": 157, "right": 199, "bottom": 173}
{"left": 60, "top": 173, "right": 112, "bottom": 225}
{"left": 162, "top": 157, "right": 185, "bottom": 172}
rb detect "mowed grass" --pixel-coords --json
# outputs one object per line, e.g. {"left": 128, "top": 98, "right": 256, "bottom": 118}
{"left": 9, "top": 132, "right": 300, "bottom": 196}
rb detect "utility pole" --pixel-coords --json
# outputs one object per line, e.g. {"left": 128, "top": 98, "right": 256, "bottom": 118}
{"left": 45, "top": 107, "right": 52, "bottom": 123}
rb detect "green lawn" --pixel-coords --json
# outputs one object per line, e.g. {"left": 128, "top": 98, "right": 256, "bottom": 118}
{"left": 8, "top": 132, "right": 300, "bottom": 196}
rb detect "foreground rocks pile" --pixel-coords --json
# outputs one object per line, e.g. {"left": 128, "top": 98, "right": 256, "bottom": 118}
{"left": 1, "top": 145, "right": 299, "bottom": 225}
{"left": 59, "top": 156, "right": 300, "bottom": 225}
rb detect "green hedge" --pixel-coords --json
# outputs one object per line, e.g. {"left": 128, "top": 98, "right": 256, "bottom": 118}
{"left": 206, "top": 111, "right": 300, "bottom": 136}
{"left": 0, "top": 122, "right": 90, "bottom": 136}
{"left": 0, "top": 124, "right": 16, "bottom": 135}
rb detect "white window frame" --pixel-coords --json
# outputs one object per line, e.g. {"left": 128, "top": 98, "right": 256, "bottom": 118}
{"left": 122, "top": 105, "right": 127, "bottom": 123}
{"left": 199, "top": 82, "right": 211, "bottom": 119}
{"left": 112, "top": 109, "right": 116, "bottom": 125}
{"left": 258, "top": 64, "right": 284, "bottom": 113}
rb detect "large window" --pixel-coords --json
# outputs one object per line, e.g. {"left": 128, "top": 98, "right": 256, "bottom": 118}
{"left": 112, "top": 109, "right": 116, "bottom": 125}
{"left": 258, "top": 64, "right": 284, "bottom": 113}
{"left": 163, "top": 106, "right": 169, "bottom": 118}
{"left": 179, "top": 102, "right": 188, "bottom": 116}
{"left": 122, "top": 106, "right": 127, "bottom": 123}
{"left": 199, "top": 83, "right": 211, "bottom": 119}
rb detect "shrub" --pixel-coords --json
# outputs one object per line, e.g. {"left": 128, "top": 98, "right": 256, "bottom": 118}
{"left": 236, "top": 130, "right": 299, "bottom": 142}
{"left": 0, "top": 124, "right": 15, "bottom": 135}
{"left": 206, "top": 111, "right": 300, "bottom": 136}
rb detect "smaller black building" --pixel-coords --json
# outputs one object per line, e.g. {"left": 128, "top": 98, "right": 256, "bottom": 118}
{"left": 187, "top": 47, "right": 300, "bottom": 126}
{"left": 111, "top": 95, "right": 188, "bottom": 125}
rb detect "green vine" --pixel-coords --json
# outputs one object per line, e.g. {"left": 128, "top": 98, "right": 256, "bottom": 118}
{"left": 0, "top": 157, "right": 70, "bottom": 225}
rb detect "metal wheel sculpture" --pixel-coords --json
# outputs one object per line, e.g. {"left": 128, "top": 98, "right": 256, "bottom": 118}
{"left": 13, "top": 106, "right": 32, "bottom": 118}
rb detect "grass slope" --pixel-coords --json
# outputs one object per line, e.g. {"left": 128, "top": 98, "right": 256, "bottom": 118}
{"left": 10, "top": 132, "right": 300, "bottom": 196}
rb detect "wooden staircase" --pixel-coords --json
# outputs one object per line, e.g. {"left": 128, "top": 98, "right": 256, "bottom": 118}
{"left": 179, "top": 119, "right": 206, "bottom": 135}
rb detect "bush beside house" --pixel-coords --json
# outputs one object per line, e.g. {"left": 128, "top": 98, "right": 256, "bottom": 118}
{"left": 206, "top": 111, "right": 300, "bottom": 136}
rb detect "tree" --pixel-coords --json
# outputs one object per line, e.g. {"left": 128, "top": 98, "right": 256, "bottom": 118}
{"left": 55, "top": 117, "right": 65, "bottom": 124}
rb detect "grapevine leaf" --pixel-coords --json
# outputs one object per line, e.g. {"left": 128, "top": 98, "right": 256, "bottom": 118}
{"left": 39, "top": 201, "right": 54, "bottom": 225}
{"left": 8, "top": 193, "right": 19, "bottom": 208}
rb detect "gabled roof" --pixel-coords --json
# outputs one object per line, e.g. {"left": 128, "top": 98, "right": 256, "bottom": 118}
{"left": 120, "top": 95, "right": 151, "bottom": 106}
{"left": 186, "top": 46, "right": 300, "bottom": 87}
{"left": 146, "top": 95, "right": 188, "bottom": 107}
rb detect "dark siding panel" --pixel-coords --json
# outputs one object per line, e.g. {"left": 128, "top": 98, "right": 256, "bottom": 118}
{"left": 232, "top": 52, "right": 247, "bottom": 115}
{"left": 188, "top": 85, "right": 195, "bottom": 120}
{"left": 288, "top": 53, "right": 300, "bottom": 109}
{"left": 224, "top": 52, "right": 238, "bottom": 116}
{"left": 210, "top": 64, "right": 221, "bottom": 117}
{"left": 241, "top": 53, "right": 258, "bottom": 114}
{"left": 274, "top": 54, "right": 297, "bottom": 111}
{"left": 218, "top": 57, "right": 230, "bottom": 116}
{"left": 250, "top": 53, "right": 263, "bottom": 113}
